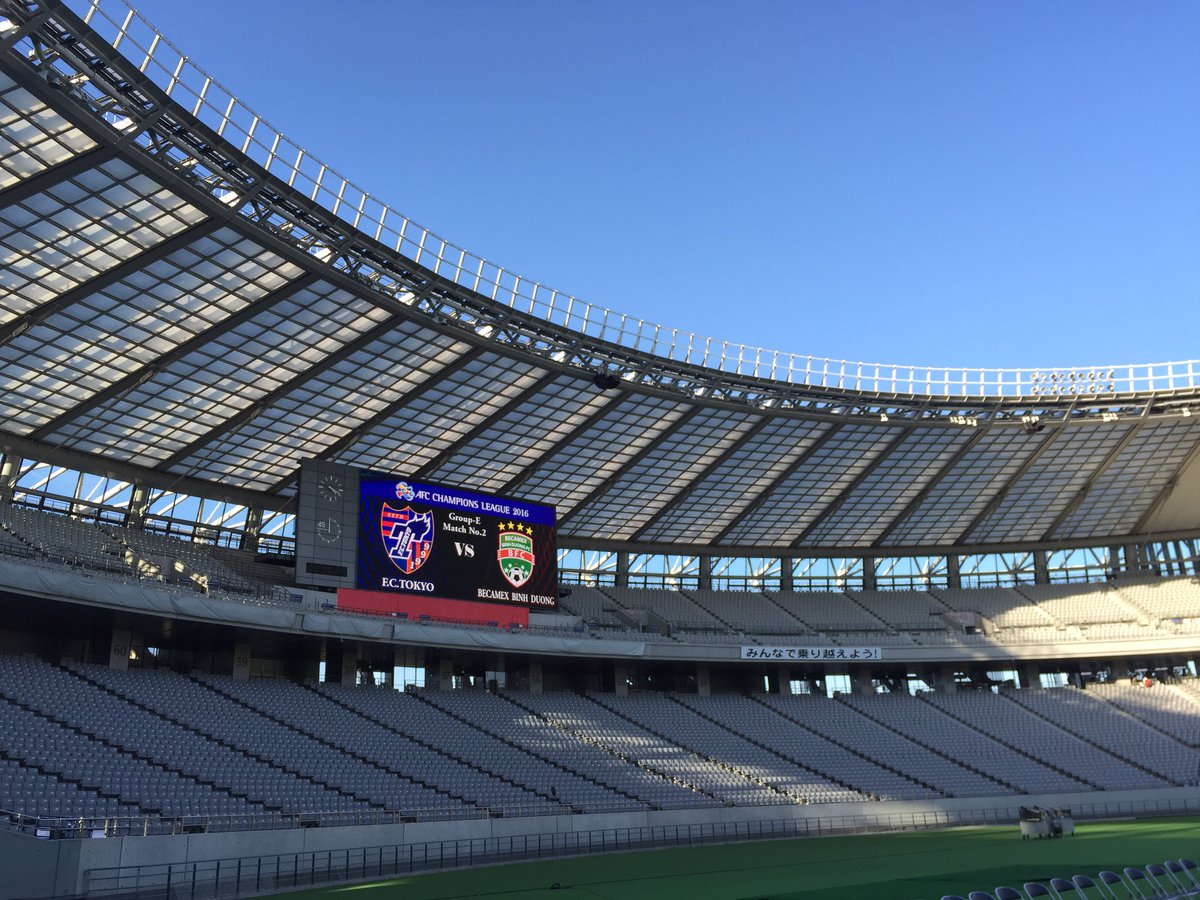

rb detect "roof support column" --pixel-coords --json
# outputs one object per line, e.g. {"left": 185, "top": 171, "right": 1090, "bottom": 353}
{"left": 1173, "top": 541, "right": 1189, "bottom": 575}
{"left": 1181, "top": 540, "right": 1200, "bottom": 577}
{"left": 125, "top": 484, "right": 149, "bottom": 531}
{"left": 1033, "top": 550, "right": 1050, "bottom": 585}
{"left": 779, "top": 557, "right": 793, "bottom": 593}
{"left": 0, "top": 453, "right": 20, "bottom": 506}
{"left": 613, "top": 664, "right": 630, "bottom": 696}
{"left": 1162, "top": 543, "right": 1174, "bottom": 575}
{"left": 240, "top": 506, "right": 263, "bottom": 553}
{"left": 1123, "top": 543, "right": 1144, "bottom": 575}
{"left": 1100, "top": 545, "right": 1118, "bottom": 578}
{"left": 1175, "top": 541, "right": 1192, "bottom": 576}
{"left": 852, "top": 669, "right": 876, "bottom": 696}
{"left": 945, "top": 554, "right": 961, "bottom": 589}
{"left": 1021, "top": 663, "right": 1043, "bottom": 690}
{"left": 698, "top": 556, "right": 712, "bottom": 591}
{"left": 615, "top": 551, "right": 630, "bottom": 589}
{"left": 934, "top": 665, "right": 958, "bottom": 694}
{"left": 861, "top": 558, "right": 877, "bottom": 591}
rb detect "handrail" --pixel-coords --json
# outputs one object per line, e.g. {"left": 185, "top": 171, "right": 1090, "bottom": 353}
{"left": 42, "top": 0, "right": 1200, "bottom": 399}
{"left": 0, "top": 798, "right": 654, "bottom": 840}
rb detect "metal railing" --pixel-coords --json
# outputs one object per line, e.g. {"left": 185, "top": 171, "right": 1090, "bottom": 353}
{"left": 79, "top": 796, "right": 1200, "bottom": 899}
{"left": 49, "top": 0, "right": 1200, "bottom": 399}
{"left": 2, "top": 798, "right": 648, "bottom": 841}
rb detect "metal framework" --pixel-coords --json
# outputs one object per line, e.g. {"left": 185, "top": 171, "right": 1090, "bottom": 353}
{"left": 0, "top": 0, "right": 1198, "bottom": 571}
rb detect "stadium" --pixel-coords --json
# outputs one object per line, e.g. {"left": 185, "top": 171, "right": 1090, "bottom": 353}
{"left": 1, "top": 0, "right": 1200, "bottom": 897}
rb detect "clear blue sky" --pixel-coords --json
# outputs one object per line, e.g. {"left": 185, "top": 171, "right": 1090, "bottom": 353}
{"left": 127, "top": 0, "right": 1198, "bottom": 370}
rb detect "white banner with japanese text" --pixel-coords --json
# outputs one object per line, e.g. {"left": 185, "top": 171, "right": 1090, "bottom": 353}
{"left": 740, "top": 646, "right": 882, "bottom": 662}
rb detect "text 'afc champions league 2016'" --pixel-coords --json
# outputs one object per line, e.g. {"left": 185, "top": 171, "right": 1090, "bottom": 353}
{"left": 356, "top": 474, "right": 558, "bottom": 609}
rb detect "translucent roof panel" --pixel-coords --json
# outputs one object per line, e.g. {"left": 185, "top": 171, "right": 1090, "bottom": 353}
{"left": 0, "top": 157, "right": 206, "bottom": 322}
{"left": 172, "top": 324, "right": 473, "bottom": 490}
{"left": 1052, "top": 419, "right": 1200, "bottom": 539}
{"left": 563, "top": 407, "right": 761, "bottom": 540}
{"left": 425, "top": 375, "right": 617, "bottom": 494}
{"left": 336, "top": 352, "right": 547, "bottom": 478}
{"left": 639, "top": 418, "right": 832, "bottom": 545}
{"left": 967, "top": 424, "right": 1133, "bottom": 544}
{"left": 0, "top": 70, "right": 97, "bottom": 191}
{"left": 802, "top": 428, "right": 970, "bottom": 547}
{"left": 51, "top": 281, "right": 390, "bottom": 466}
{"left": 881, "top": 428, "right": 1048, "bottom": 547}
{"left": 723, "top": 424, "right": 899, "bottom": 547}
{"left": 515, "top": 394, "right": 692, "bottom": 514}
{"left": 5, "top": 227, "right": 301, "bottom": 435}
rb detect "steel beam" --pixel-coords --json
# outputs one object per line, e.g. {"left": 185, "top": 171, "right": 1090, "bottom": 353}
{"left": 1040, "top": 418, "right": 1148, "bottom": 541}
{"left": 556, "top": 526, "right": 1200, "bottom": 562}
{"left": 0, "top": 431, "right": 281, "bottom": 512}
{"left": 157, "top": 312, "right": 410, "bottom": 472}
{"left": 706, "top": 424, "right": 853, "bottom": 547}
{"left": 494, "top": 389, "right": 635, "bottom": 499}
{"left": 555, "top": 406, "right": 707, "bottom": 530}
{"left": 29, "top": 272, "right": 321, "bottom": 442}
{"left": 1132, "top": 425, "right": 1200, "bottom": 535}
{"left": 627, "top": 417, "right": 774, "bottom": 543}
{"left": 413, "top": 370, "right": 561, "bottom": 481}
{"left": 0, "top": 146, "right": 119, "bottom": 210}
{"left": 871, "top": 428, "right": 990, "bottom": 548}
{"left": 951, "top": 425, "right": 1065, "bottom": 546}
{"left": 0, "top": 218, "right": 220, "bottom": 348}
{"left": 265, "top": 346, "right": 487, "bottom": 495}
{"left": 789, "top": 427, "right": 915, "bottom": 549}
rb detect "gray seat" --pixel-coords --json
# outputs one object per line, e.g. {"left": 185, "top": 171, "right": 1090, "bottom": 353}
{"left": 1121, "top": 867, "right": 1150, "bottom": 900}
{"left": 1098, "top": 871, "right": 1128, "bottom": 900}
{"left": 1145, "top": 863, "right": 1180, "bottom": 895}
{"left": 1171, "top": 860, "right": 1200, "bottom": 890}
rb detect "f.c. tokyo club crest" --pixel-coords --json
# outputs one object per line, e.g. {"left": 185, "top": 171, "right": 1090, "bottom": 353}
{"left": 380, "top": 504, "right": 433, "bottom": 574}
{"left": 497, "top": 522, "right": 535, "bottom": 588}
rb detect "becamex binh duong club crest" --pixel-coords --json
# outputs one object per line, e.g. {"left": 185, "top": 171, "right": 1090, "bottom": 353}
{"left": 497, "top": 522, "right": 535, "bottom": 588}
{"left": 380, "top": 504, "right": 433, "bottom": 574}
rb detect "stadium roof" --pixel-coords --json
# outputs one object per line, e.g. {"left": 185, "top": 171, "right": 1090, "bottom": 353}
{"left": 1, "top": 0, "right": 1199, "bottom": 557}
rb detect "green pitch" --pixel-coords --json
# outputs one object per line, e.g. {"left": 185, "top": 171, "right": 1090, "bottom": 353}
{"left": 279, "top": 817, "right": 1200, "bottom": 900}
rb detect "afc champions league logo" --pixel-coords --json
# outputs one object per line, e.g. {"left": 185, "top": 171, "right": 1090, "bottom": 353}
{"left": 380, "top": 482, "right": 432, "bottom": 574}
{"left": 497, "top": 522, "right": 536, "bottom": 588}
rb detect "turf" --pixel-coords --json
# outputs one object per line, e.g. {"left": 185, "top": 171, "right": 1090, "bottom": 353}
{"left": 278, "top": 816, "right": 1200, "bottom": 899}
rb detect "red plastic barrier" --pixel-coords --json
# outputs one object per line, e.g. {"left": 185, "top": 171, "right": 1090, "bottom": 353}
{"left": 335, "top": 588, "right": 529, "bottom": 627}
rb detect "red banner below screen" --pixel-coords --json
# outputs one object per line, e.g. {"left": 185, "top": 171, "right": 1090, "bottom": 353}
{"left": 336, "top": 588, "right": 530, "bottom": 628}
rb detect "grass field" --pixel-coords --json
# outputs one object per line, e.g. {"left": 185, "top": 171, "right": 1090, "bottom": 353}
{"left": 277, "top": 816, "right": 1200, "bottom": 899}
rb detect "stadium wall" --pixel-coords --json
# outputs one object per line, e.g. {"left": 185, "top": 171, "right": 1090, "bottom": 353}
{"left": 3, "top": 558, "right": 1199, "bottom": 668}
{"left": 6, "top": 786, "right": 1199, "bottom": 900}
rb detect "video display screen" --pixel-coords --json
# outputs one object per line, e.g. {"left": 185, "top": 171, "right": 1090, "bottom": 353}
{"left": 356, "top": 473, "right": 557, "bottom": 608}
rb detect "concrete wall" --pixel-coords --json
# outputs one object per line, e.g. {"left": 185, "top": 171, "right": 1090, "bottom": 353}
{"left": 5, "top": 558, "right": 1199, "bottom": 668}
{"left": 10, "top": 786, "right": 1198, "bottom": 898}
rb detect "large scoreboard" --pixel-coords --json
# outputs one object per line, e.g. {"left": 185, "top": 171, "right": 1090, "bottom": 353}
{"left": 357, "top": 473, "right": 557, "bottom": 608}
{"left": 295, "top": 460, "right": 557, "bottom": 610}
